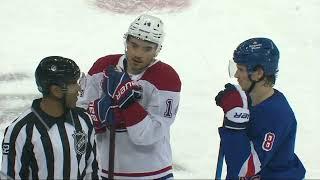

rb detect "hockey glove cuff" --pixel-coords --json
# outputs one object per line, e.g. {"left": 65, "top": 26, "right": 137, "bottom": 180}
{"left": 215, "top": 83, "right": 250, "bottom": 130}
{"left": 223, "top": 107, "right": 249, "bottom": 130}
{"left": 88, "top": 96, "right": 123, "bottom": 133}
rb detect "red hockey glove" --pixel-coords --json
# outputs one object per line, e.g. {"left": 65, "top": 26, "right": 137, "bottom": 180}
{"left": 215, "top": 83, "right": 250, "bottom": 130}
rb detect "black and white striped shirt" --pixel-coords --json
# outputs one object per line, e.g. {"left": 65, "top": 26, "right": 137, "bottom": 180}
{"left": 1, "top": 98, "right": 99, "bottom": 179}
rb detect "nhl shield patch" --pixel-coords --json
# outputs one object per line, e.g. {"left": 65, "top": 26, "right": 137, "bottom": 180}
{"left": 72, "top": 130, "right": 87, "bottom": 155}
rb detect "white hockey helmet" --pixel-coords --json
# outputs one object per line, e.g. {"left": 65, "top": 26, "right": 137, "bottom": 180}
{"left": 125, "top": 14, "right": 165, "bottom": 53}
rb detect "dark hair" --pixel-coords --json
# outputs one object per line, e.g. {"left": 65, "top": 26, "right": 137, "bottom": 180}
{"left": 253, "top": 65, "right": 277, "bottom": 87}
{"left": 264, "top": 74, "right": 276, "bottom": 87}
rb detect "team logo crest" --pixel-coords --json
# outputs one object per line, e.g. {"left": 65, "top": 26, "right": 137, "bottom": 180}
{"left": 50, "top": 65, "right": 57, "bottom": 71}
{"left": 72, "top": 130, "right": 87, "bottom": 155}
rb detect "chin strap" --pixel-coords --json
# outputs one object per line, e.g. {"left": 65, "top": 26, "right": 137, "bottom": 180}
{"left": 57, "top": 85, "right": 69, "bottom": 113}
{"left": 247, "top": 81, "right": 256, "bottom": 94}
{"left": 123, "top": 57, "right": 128, "bottom": 72}
{"left": 247, "top": 74, "right": 265, "bottom": 93}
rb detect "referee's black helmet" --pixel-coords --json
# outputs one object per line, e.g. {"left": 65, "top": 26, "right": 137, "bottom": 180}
{"left": 35, "top": 56, "right": 80, "bottom": 95}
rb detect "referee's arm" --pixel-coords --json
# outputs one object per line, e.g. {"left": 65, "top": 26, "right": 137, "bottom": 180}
{"left": 1, "top": 123, "right": 30, "bottom": 179}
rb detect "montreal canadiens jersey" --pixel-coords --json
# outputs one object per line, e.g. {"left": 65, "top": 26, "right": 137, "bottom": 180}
{"left": 219, "top": 90, "right": 305, "bottom": 179}
{"left": 77, "top": 54, "right": 181, "bottom": 179}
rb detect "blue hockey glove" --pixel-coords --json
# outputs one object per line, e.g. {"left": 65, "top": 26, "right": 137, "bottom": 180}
{"left": 88, "top": 96, "right": 113, "bottom": 133}
{"left": 215, "top": 83, "right": 250, "bottom": 130}
{"left": 88, "top": 96, "right": 125, "bottom": 132}
{"left": 103, "top": 66, "right": 142, "bottom": 109}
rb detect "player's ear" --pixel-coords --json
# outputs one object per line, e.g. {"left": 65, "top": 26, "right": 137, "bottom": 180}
{"left": 251, "top": 67, "right": 264, "bottom": 81}
{"left": 256, "top": 67, "right": 265, "bottom": 80}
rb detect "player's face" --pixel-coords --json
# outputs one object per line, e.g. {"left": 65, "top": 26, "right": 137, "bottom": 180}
{"left": 126, "top": 36, "right": 158, "bottom": 74}
{"left": 64, "top": 80, "right": 81, "bottom": 108}
{"left": 234, "top": 64, "right": 252, "bottom": 91}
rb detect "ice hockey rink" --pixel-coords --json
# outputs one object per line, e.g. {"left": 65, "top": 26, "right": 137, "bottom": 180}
{"left": 0, "top": 0, "right": 319, "bottom": 178}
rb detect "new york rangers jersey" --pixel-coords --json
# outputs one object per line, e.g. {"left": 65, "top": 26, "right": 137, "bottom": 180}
{"left": 219, "top": 90, "right": 305, "bottom": 179}
{"left": 77, "top": 54, "right": 181, "bottom": 179}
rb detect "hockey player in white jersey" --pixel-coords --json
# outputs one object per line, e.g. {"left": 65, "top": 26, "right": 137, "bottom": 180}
{"left": 77, "top": 14, "right": 181, "bottom": 179}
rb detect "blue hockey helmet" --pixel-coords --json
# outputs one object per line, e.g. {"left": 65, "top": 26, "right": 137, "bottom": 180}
{"left": 233, "top": 37, "right": 280, "bottom": 75}
{"left": 35, "top": 56, "right": 80, "bottom": 95}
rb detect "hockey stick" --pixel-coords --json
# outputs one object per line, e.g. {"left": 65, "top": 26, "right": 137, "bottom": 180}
{"left": 215, "top": 140, "right": 224, "bottom": 180}
{"left": 108, "top": 123, "right": 116, "bottom": 179}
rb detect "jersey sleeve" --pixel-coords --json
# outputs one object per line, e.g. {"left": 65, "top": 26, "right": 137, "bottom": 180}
{"left": 77, "top": 73, "right": 103, "bottom": 109}
{"left": 77, "top": 55, "right": 121, "bottom": 109}
{"left": 1, "top": 119, "right": 29, "bottom": 179}
{"left": 121, "top": 62, "right": 181, "bottom": 146}
{"left": 219, "top": 110, "right": 294, "bottom": 178}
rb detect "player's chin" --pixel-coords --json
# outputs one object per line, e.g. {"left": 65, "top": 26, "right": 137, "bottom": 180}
{"left": 132, "top": 64, "right": 147, "bottom": 72}
{"left": 237, "top": 82, "right": 247, "bottom": 91}
{"left": 67, "top": 102, "right": 77, "bottom": 109}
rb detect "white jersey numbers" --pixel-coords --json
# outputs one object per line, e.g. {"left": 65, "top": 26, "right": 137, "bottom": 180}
{"left": 262, "top": 132, "right": 275, "bottom": 151}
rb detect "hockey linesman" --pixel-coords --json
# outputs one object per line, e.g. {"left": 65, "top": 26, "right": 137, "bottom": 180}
{"left": 77, "top": 14, "right": 181, "bottom": 179}
{"left": 215, "top": 38, "right": 306, "bottom": 179}
{"left": 1, "top": 56, "right": 99, "bottom": 179}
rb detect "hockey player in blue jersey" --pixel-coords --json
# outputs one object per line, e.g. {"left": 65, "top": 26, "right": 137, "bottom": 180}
{"left": 215, "top": 37, "right": 306, "bottom": 179}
